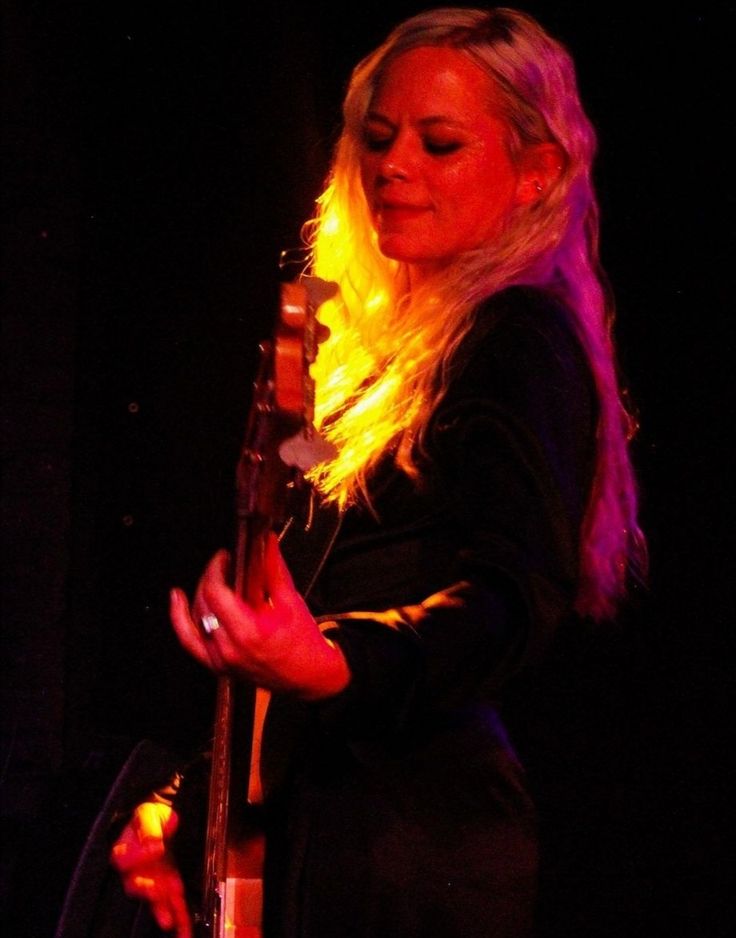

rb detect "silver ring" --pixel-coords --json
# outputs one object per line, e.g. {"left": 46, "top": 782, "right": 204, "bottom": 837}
{"left": 200, "top": 613, "right": 221, "bottom": 636}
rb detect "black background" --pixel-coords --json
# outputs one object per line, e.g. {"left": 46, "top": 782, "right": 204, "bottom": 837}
{"left": 1, "top": 1, "right": 733, "bottom": 935}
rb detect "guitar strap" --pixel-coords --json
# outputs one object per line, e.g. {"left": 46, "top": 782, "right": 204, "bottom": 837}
{"left": 278, "top": 492, "right": 343, "bottom": 601}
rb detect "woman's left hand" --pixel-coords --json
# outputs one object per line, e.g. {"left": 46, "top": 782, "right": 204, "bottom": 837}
{"left": 111, "top": 802, "right": 192, "bottom": 938}
{"left": 169, "top": 533, "right": 350, "bottom": 700}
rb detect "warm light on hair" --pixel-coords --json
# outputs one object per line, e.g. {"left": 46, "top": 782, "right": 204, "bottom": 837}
{"left": 304, "top": 7, "right": 646, "bottom": 620}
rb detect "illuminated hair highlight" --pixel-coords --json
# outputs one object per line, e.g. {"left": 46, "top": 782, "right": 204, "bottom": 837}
{"left": 305, "top": 7, "right": 646, "bottom": 619}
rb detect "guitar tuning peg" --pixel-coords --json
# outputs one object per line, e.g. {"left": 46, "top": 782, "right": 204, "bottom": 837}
{"left": 315, "top": 322, "right": 331, "bottom": 345}
{"left": 279, "top": 429, "right": 338, "bottom": 471}
{"left": 301, "top": 275, "right": 339, "bottom": 310}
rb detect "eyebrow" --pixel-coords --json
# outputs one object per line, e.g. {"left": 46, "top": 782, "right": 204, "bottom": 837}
{"left": 364, "top": 111, "right": 468, "bottom": 130}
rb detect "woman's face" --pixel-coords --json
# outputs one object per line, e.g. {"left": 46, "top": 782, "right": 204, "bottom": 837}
{"left": 359, "top": 45, "right": 523, "bottom": 283}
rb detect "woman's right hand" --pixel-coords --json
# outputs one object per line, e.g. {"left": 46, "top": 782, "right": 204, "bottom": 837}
{"left": 110, "top": 800, "right": 192, "bottom": 938}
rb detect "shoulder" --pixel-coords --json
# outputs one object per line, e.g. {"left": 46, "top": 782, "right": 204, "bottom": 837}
{"left": 423, "top": 287, "right": 597, "bottom": 560}
{"left": 442, "top": 286, "right": 594, "bottom": 410}
{"left": 476, "top": 285, "right": 575, "bottom": 334}
{"left": 425, "top": 286, "right": 598, "bottom": 508}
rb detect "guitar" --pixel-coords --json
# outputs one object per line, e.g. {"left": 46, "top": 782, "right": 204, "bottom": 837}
{"left": 196, "top": 274, "right": 337, "bottom": 938}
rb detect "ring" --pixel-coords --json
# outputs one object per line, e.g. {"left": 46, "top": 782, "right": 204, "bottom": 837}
{"left": 200, "top": 613, "right": 221, "bottom": 637}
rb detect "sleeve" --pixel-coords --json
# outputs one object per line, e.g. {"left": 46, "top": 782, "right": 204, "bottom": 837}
{"left": 316, "top": 291, "right": 597, "bottom": 737}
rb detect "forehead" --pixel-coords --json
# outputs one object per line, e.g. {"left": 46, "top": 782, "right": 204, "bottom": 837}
{"left": 370, "top": 45, "right": 500, "bottom": 119}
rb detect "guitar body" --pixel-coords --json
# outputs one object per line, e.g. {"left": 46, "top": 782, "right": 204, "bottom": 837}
{"left": 220, "top": 839, "right": 265, "bottom": 938}
{"left": 196, "top": 276, "right": 336, "bottom": 938}
{"left": 209, "top": 787, "right": 265, "bottom": 938}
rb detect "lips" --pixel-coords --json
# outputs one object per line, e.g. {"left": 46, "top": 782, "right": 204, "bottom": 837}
{"left": 378, "top": 199, "right": 428, "bottom": 211}
{"left": 376, "top": 201, "right": 430, "bottom": 224}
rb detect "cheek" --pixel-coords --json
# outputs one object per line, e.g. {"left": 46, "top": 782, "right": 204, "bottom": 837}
{"left": 438, "top": 169, "right": 519, "bottom": 246}
{"left": 359, "top": 162, "right": 375, "bottom": 226}
{"left": 359, "top": 162, "right": 379, "bottom": 224}
{"left": 463, "top": 159, "right": 518, "bottom": 219}
{"left": 438, "top": 149, "right": 513, "bottom": 200}
{"left": 359, "top": 154, "right": 378, "bottom": 196}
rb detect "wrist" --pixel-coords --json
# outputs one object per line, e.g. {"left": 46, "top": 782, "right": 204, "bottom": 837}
{"left": 150, "top": 771, "right": 184, "bottom": 808}
{"left": 299, "top": 634, "right": 350, "bottom": 700}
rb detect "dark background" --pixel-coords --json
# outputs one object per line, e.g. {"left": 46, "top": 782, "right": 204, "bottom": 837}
{"left": 2, "top": 1, "right": 733, "bottom": 935}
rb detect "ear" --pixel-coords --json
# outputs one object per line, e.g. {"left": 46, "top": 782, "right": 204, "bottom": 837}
{"left": 515, "top": 142, "right": 567, "bottom": 205}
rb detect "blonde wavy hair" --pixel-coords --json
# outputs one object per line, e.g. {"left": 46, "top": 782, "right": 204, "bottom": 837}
{"left": 304, "top": 7, "right": 645, "bottom": 620}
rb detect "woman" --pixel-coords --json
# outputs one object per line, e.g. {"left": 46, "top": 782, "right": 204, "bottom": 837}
{"left": 111, "top": 7, "right": 645, "bottom": 937}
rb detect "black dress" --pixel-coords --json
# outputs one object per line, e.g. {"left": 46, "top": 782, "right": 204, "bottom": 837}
{"left": 262, "top": 286, "right": 597, "bottom": 938}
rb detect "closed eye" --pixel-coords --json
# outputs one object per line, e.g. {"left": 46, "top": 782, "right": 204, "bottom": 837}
{"left": 424, "top": 139, "right": 463, "bottom": 155}
{"left": 362, "top": 133, "right": 393, "bottom": 152}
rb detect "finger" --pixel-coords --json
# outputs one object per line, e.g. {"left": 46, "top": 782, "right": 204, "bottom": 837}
{"left": 198, "top": 550, "right": 247, "bottom": 621}
{"left": 188, "top": 550, "right": 231, "bottom": 629}
{"left": 153, "top": 881, "right": 192, "bottom": 938}
{"left": 263, "top": 531, "right": 298, "bottom": 603}
{"left": 198, "top": 549, "right": 231, "bottom": 600}
{"left": 153, "top": 901, "right": 174, "bottom": 932}
{"left": 186, "top": 553, "right": 248, "bottom": 667}
{"left": 135, "top": 801, "right": 178, "bottom": 841}
{"left": 199, "top": 554, "right": 260, "bottom": 639}
{"left": 110, "top": 836, "right": 158, "bottom": 872}
{"left": 169, "top": 588, "right": 215, "bottom": 667}
{"left": 168, "top": 880, "right": 193, "bottom": 938}
{"left": 111, "top": 831, "right": 158, "bottom": 872}
{"left": 125, "top": 869, "right": 192, "bottom": 938}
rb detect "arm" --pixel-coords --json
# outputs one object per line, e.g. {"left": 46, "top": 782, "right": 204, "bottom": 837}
{"left": 311, "top": 291, "right": 597, "bottom": 735}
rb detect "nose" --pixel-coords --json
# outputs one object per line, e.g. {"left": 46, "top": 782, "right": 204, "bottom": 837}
{"left": 379, "top": 154, "right": 408, "bottom": 180}
{"left": 376, "top": 132, "right": 415, "bottom": 182}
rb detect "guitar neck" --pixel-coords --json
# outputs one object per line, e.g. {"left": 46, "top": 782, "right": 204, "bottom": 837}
{"left": 233, "top": 517, "right": 272, "bottom": 808}
{"left": 200, "top": 515, "right": 270, "bottom": 936}
{"left": 197, "top": 274, "right": 337, "bottom": 937}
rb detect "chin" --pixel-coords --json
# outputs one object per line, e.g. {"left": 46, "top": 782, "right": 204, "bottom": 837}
{"left": 378, "top": 238, "right": 429, "bottom": 266}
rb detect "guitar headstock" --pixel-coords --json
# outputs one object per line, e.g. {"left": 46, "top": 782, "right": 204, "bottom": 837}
{"left": 273, "top": 277, "right": 335, "bottom": 422}
{"left": 235, "top": 275, "right": 337, "bottom": 526}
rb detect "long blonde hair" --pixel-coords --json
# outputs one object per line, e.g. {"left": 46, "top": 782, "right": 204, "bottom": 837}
{"left": 305, "top": 7, "right": 645, "bottom": 620}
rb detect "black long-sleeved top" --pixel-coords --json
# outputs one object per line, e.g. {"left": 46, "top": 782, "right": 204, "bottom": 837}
{"left": 262, "top": 286, "right": 597, "bottom": 938}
